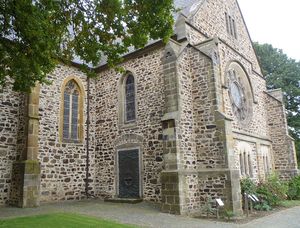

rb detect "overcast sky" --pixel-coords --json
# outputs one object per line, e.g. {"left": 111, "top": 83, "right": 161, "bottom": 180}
{"left": 238, "top": 0, "right": 300, "bottom": 61}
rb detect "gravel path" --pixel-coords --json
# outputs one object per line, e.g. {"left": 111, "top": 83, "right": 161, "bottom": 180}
{"left": 0, "top": 199, "right": 299, "bottom": 228}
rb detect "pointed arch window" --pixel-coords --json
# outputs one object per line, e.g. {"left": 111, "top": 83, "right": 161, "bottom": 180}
{"left": 125, "top": 74, "right": 136, "bottom": 122}
{"left": 61, "top": 79, "right": 83, "bottom": 142}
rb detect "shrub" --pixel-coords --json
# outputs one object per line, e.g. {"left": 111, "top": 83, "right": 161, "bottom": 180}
{"left": 256, "top": 174, "right": 288, "bottom": 207}
{"left": 254, "top": 202, "right": 272, "bottom": 211}
{"left": 240, "top": 177, "right": 256, "bottom": 194}
{"left": 201, "top": 196, "right": 215, "bottom": 216}
{"left": 287, "top": 175, "right": 300, "bottom": 200}
{"left": 223, "top": 210, "right": 235, "bottom": 220}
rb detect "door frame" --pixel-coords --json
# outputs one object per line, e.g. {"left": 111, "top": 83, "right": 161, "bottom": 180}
{"left": 115, "top": 146, "right": 143, "bottom": 198}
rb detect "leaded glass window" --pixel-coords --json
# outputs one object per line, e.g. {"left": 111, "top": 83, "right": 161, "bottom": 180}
{"left": 63, "top": 80, "right": 80, "bottom": 141}
{"left": 125, "top": 74, "right": 136, "bottom": 122}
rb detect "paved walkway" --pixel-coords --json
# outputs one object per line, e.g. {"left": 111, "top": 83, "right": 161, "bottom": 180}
{"left": 0, "top": 200, "right": 300, "bottom": 228}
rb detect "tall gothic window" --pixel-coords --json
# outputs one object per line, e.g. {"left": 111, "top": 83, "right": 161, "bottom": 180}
{"left": 225, "top": 12, "right": 237, "bottom": 39}
{"left": 62, "top": 80, "right": 82, "bottom": 142}
{"left": 125, "top": 74, "right": 136, "bottom": 122}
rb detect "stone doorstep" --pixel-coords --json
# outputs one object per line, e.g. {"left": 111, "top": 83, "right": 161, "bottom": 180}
{"left": 104, "top": 198, "right": 143, "bottom": 204}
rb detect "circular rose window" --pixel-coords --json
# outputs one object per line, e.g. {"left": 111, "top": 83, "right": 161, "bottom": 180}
{"left": 227, "top": 68, "right": 251, "bottom": 123}
{"left": 230, "top": 82, "right": 243, "bottom": 109}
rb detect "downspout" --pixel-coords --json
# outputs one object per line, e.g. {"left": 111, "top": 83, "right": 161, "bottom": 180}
{"left": 85, "top": 76, "right": 91, "bottom": 198}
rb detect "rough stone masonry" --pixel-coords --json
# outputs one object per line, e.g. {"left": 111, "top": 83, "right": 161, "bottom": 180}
{"left": 0, "top": 0, "right": 298, "bottom": 216}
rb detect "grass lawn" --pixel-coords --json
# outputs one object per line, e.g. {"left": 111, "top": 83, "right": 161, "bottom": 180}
{"left": 0, "top": 213, "right": 138, "bottom": 228}
{"left": 279, "top": 200, "right": 300, "bottom": 208}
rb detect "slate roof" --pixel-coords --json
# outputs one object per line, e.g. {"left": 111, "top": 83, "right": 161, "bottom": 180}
{"left": 74, "top": 0, "right": 205, "bottom": 68}
{"left": 173, "top": 0, "right": 204, "bottom": 19}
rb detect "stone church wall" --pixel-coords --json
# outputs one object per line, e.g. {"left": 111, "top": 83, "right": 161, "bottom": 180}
{"left": 266, "top": 91, "right": 298, "bottom": 180}
{"left": 0, "top": 86, "right": 26, "bottom": 206}
{"left": 185, "top": 0, "right": 274, "bottom": 184}
{"left": 169, "top": 46, "right": 237, "bottom": 215}
{"left": 190, "top": 0, "right": 261, "bottom": 75}
{"left": 219, "top": 43, "right": 271, "bottom": 182}
{"left": 37, "top": 65, "right": 96, "bottom": 202}
{"left": 93, "top": 48, "right": 165, "bottom": 202}
{"left": 190, "top": 49, "right": 227, "bottom": 170}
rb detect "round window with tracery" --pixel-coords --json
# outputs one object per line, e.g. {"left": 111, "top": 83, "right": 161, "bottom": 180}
{"left": 227, "top": 68, "right": 251, "bottom": 123}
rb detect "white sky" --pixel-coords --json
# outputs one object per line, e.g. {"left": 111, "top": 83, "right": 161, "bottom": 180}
{"left": 238, "top": 0, "right": 300, "bottom": 61}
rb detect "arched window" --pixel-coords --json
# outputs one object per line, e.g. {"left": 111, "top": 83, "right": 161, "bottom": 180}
{"left": 237, "top": 142, "right": 254, "bottom": 178}
{"left": 61, "top": 78, "right": 84, "bottom": 142}
{"left": 125, "top": 74, "right": 136, "bottom": 122}
{"left": 239, "top": 153, "right": 244, "bottom": 175}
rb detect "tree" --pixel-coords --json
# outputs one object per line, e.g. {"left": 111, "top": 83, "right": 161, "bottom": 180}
{"left": 0, "top": 0, "right": 174, "bottom": 92}
{"left": 254, "top": 42, "right": 300, "bottom": 163}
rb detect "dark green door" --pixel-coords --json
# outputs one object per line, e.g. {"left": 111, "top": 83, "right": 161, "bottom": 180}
{"left": 118, "top": 149, "right": 140, "bottom": 198}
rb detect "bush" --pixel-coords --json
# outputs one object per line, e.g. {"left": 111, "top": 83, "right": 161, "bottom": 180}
{"left": 223, "top": 210, "right": 235, "bottom": 220}
{"left": 254, "top": 202, "right": 272, "bottom": 211}
{"left": 241, "top": 177, "right": 256, "bottom": 194}
{"left": 287, "top": 175, "right": 300, "bottom": 200}
{"left": 256, "top": 174, "right": 288, "bottom": 207}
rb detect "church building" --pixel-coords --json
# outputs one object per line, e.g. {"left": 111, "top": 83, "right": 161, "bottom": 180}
{"left": 0, "top": 0, "right": 298, "bottom": 215}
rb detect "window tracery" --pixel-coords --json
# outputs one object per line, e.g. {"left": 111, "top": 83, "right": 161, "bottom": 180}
{"left": 62, "top": 79, "right": 82, "bottom": 142}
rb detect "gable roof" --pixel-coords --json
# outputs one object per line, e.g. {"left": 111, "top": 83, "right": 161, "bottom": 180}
{"left": 174, "top": 0, "right": 204, "bottom": 20}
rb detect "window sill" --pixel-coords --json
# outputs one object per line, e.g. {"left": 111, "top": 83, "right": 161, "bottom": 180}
{"left": 61, "top": 139, "right": 84, "bottom": 144}
{"left": 118, "top": 121, "right": 138, "bottom": 130}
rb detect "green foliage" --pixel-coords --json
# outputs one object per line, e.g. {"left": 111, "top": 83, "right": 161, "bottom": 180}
{"left": 240, "top": 174, "right": 289, "bottom": 211}
{"left": 201, "top": 196, "right": 216, "bottom": 216}
{"left": 256, "top": 174, "right": 288, "bottom": 207}
{"left": 223, "top": 209, "right": 235, "bottom": 220}
{"left": 279, "top": 200, "right": 300, "bottom": 207}
{"left": 287, "top": 175, "right": 300, "bottom": 200}
{"left": 0, "top": 0, "right": 175, "bottom": 92}
{"left": 254, "top": 202, "right": 272, "bottom": 211}
{"left": 240, "top": 177, "right": 257, "bottom": 194}
{"left": 253, "top": 42, "right": 300, "bottom": 163}
{"left": 0, "top": 213, "right": 137, "bottom": 228}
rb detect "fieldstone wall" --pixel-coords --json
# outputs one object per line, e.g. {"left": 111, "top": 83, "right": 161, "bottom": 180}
{"left": 178, "top": 45, "right": 242, "bottom": 215}
{"left": 177, "top": 48, "right": 198, "bottom": 170}
{"left": 266, "top": 91, "right": 298, "bottom": 180}
{"left": 0, "top": 85, "right": 26, "bottom": 206}
{"left": 219, "top": 43, "right": 269, "bottom": 137}
{"left": 93, "top": 48, "right": 165, "bottom": 202}
{"left": 184, "top": 0, "right": 278, "bottom": 185}
{"left": 1, "top": 0, "right": 297, "bottom": 212}
{"left": 182, "top": 171, "right": 229, "bottom": 215}
{"left": 38, "top": 64, "right": 96, "bottom": 202}
{"left": 189, "top": 0, "right": 261, "bottom": 75}
{"left": 188, "top": 47, "right": 226, "bottom": 169}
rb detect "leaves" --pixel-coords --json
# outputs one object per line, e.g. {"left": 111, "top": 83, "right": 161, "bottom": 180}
{"left": 254, "top": 42, "right": 300, "bottom": 163}
{"left": 0, "top": 0, "right": 174, "bottom": 92}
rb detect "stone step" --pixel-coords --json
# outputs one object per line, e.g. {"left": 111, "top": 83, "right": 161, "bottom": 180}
{"left": 104, "top": 198, "right": 143, "bottom": 204}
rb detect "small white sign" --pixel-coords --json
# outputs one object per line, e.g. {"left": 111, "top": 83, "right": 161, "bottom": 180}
{"left": 248, "top": 194, "right": 255, "bottom": 202}
{"left": 216, "top": 198, "right": 224, "bottom": 207}
{"left": 252, "top": 194, "right": 259, "bottom": 202}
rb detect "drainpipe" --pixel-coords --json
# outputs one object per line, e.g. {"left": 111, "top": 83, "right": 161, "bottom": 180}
{"left": 85, "top": 76, "right": 91, "bottom": 198}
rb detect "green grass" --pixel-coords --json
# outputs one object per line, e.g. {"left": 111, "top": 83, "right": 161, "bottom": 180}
{"left": 279, "top": 200, "right": 300, "bottom": 208}
{"left": 0, "top": 213, "right": 138, "bottom": 228}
